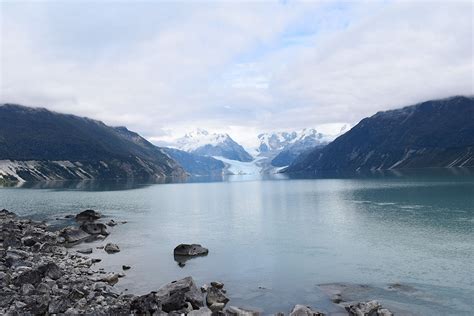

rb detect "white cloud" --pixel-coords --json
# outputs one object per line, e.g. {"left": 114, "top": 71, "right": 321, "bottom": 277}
{"left": 1, "top": 1, "right": 472, "bottom": 148}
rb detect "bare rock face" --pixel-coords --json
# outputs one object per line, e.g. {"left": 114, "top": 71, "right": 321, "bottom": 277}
{"left": 174, "top": 244, "right": 209, "bottom": 256}
{"left": 75, "top": 209, "right": 102, "bottom": 221}
{"left": 290, "top": 304, "right": 325, "bottom": 316}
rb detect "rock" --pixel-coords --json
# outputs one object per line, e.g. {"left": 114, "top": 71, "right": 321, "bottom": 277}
{"left": 21, "top": 236, "right": 37, "bottom": 247}
{"left": 211, "top": 281, "right": 224, "bottom": 289}
{"left": 189, "top": 306, "right": 213, "bottom": 316}
{"left": 64, "top": 214, "right": 75, "bottom": 219}
{"left": 75, "top": 209, "right": 101, "bottom": 221}
{"left": 226, "top": 306, "right": 262, "bottom": 316}
{"left": 80, "top": 222, "right": 109, "bottom": 235}
{"left": 77, "top": 248, "right": 93, "bottom": 254}
{"left": 59, "top": 226, "right": 91, "bottom": 244}
{"left": 21, "top": 283, "right": 35, "bottom": 295}
{"left": 122, "top": 265, "right": 131, "bottom": 270}
{"left": 206, "top": 286, "right": 229, "bottom": 308}
{"left": 102, "top": 273, "right": 120, "bottom": 285}
{"left": 38, "top": 262, "right": 63, "bottom": 280}
{"left": 130, "top": 292, "right": 162, "bottom": 314}
{"left": 107, "top": 219, "right": 117, "bottom": 227}
{"left": 346, "top": 300, "right": 392, "bottom": 316}
{"left": 104, "top": 243, "right": 120, "bottom": 253}
{"left": 156, "top": 276, "right": 204, "bottom": 310}
{"left": 209, "top": 302, "right": 226, "bottom": 312}
{"left": 174, "top": 243, "right": 209, "bottom": 256}
{"left": 290, "top": 304, "right": 325, "bottom": 316}
{"left": 14, "top": 269, "right": 42, "bottom": 286}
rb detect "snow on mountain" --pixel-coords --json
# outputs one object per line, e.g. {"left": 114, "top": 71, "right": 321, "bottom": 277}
{"left": 175, "top": 129, "right": 253, "bottom": 162}
{"left": 257, "top": 128, "right": 327, "bottom": 154}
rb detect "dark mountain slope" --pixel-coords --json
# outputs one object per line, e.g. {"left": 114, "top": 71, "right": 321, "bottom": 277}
{"left": 0, "top": 104, "right": 185, "bottom": 181}
{"left": 162, "top": 148, "right": 225, "bottom": 176}
{"left": 285, "top": 96, "right": 474, "bottom": 173}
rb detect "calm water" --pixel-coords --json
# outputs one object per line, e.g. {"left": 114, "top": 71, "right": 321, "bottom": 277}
{"left": 1, "top": 171, "right": 473, "bottom": 314}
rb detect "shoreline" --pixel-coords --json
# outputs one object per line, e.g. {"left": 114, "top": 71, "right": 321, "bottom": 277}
{"left": 1, "top": 208, "right": 396, "bottom": 315}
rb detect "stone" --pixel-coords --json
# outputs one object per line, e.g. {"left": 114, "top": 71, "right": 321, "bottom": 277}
{"left": 122, "top": 265, "right": 131, "bottom": 270}
{"left": 38, "top": 262, "right": 63, "bottom": 280}
{"left": 156, "top": 276, "right": 204, "bottom": 310}
{"left": 75, "top": 209, "right": 101, "bottom": 221}
{"left": 226, "top": 306, "right": 262, "bottom": 316}
{"left": 104, "top": 243, "right": 120, "bottom": 253}
{"left": 211, "top": 281, "right": 224, "bottom": 289}
{"left": 80, "top": 222, "right": 109, "bottom": 235}
{"left": 21, "top": 283, "right": 35, "bottom": 295}
{"left": 21, "top": 236, "right": 37, "bottom": 247}
{"left": 188, "top": 307, "right": 213, "bottom": 316}
{"left": 77, "top": 248, "right": 93, "bottom": 254}
{"left": 174, "top": 244, "right": 209, "bottom": 256}
{"left": 206, "top": 286, "right": 229, "bottom": 308}
{"left": 102, "top": 273, "right": 120, "bottom": 285}
{"left": 130, "top": 292, "right": 162, "bottom": 314}
{"left": 59, "top": 226, "right": 91, "bottom": 244}
{"left": 290, "top": 304, "right": 325, "bottom": 316}
{"left": 209, "top": 302, "right": 225, "bottom": 312}
{"left": 346, "top": 300, "right": 392, "bottom": 316}
{"left": 107, "top": 219, "right": 117, "bottom": 226}
{"left": 14, "top": 269, "right": 42, "bottom": 286}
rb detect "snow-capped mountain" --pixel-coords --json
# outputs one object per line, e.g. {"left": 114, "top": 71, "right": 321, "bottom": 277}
{"left": 175, "top": 129, "right": 253, "bottom": 162}
{"left": 256, "top": 126, "right": 351, "bottom": 168}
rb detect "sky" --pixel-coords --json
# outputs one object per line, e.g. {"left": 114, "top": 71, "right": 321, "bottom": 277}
{"left": 1, "top": 0, "right": 473, "bottom": 148}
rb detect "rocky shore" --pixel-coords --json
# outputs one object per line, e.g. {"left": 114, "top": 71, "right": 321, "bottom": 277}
{"left": 0, "top": 208, "right": 393, "bottom": 315}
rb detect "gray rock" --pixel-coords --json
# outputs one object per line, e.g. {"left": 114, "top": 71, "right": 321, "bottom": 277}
{"left": 211, "top": 281, "right": 224, "bottom": 289}
{"left": 77, "top": 248, "right": 93, "bottom": 254}
{"left": 38, "top": 262, "right": 63, "bottom": 280}
{"left": 290, "top": 304, "right": 325, "bottom": 316}
{"left": 102, "top": 273, "right": 120, "bottom": 285}
{"left": 104, "top": 243, "right": 120, "bottom": 254}
{"left": 130, "top": 292, "right": 162, "bottom": 314}
{"left": 209, "top": 302, "right": 226, "bottom": 312}
{"left": 14, "top": 269, "right": 42, "bottom": 286}
{"left": 75, "top": 209, "right": 101, "bottom": 221}
{"left": 106, "top": 219, "right": 117, "bottom": 227}
{"left": 226, "top": 306, "right": 262, "bottom": 316}
{"left": 21, "top": 283, "right": 35, "bottom": 295}
{"left": 80, "top": 222, "right": 109, "bottom": 235}
{"left": 346, "top": 300, "right": 392, "bottom": 316}
{"left": 122, "top": 265, "right": 131, "bottom": 270}
{"left": 189, "top": 307, "right": 213, "bottom": 316}
{"left": 156, "top": 276, "right": 204, "bottom": 310}
{"left": 174, "top": 244, "right": 209, "bottom": 256}
{"left": 59, "top": 226, "right": 91, "bottom": 244}
{"left": 206, "top": 286, "right": 229, "bottom": 308}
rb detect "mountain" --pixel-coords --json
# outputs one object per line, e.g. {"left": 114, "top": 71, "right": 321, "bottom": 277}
{"left": 285, "top": 96, "right": 474, "bottom": 173}
{"left": 162, "top": 148, "right": 225, "bottom": 176}
{"left": 0, "top": 104, "right": 185, "bottom": 182}
{"left": 255, "top": 128, "right": 348, "bottom": 168}
{"left": 175, "top": 129, "right": 253, "bottom": 162}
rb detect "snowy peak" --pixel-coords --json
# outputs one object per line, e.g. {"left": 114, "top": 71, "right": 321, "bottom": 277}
{"left": 175, "top": 129, "right": 253, "bottom": 162}
{"left": 257, "top": 128, "right": 327, "bottom": 154}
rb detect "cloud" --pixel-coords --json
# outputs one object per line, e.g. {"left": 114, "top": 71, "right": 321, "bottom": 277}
{"left": 1, "top": 1, "right": 472, "bottom": 148}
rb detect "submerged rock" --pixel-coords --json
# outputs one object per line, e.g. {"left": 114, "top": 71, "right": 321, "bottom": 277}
{"left": 75, "top": 209, "right": 101, "bottom": 221}
{"left": 226, "top": 306, "right": 262, "bottom": 315}
{"left": 59, "top": 226, "right": 91, "bottom": 244}
{"left": 77, "top": 248, "right": 93, "bottom": 254}
{"left": 104, "top": 243, "right": 120, "bottom": 253}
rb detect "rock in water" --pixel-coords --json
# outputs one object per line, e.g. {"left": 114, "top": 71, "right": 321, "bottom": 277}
{"left": 75, "top": 209, "right": 101, "bottom": 221}
{"left": 225, "top": 306, "right": 261, "bottom": 315}
{"left": 174, "top": 244, "right": 209, "bottom": 256}
{"left": 122, "top": 265, "right": 131, "bottom": 270}
{"left": 104, "top": 243, "right": 120, "bottom": 253}
{"left": 59, "top": 226, "right": 91, "bottom": 244}
{"left": 346, "top": 300, "right": 393, "bottom": 316}
{"left": 77, "top": 248, "right": 93, "bottom": 254}
{"left": 107, "top": 219, "right": 117, "bottom": 226}
{"left": 290, "top": 304, "right": 325, "bottom": 316}
{"left": 80, "top": 222, "right": 109, "bottom": 235}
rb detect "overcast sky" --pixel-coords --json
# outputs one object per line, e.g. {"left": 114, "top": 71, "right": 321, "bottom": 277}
{"left": 1, "top": 1, "right": 473, "bottom": 147}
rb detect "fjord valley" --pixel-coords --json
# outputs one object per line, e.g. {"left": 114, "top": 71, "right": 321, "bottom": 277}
{"left": 0, "top": 96, "right": 473, "bottom": 315}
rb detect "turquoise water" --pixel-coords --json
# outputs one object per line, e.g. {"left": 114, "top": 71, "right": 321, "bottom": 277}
{"left": 1, "top": 171, "right": 473, "bottom": 314}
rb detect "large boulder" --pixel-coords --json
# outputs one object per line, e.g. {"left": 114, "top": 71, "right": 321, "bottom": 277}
{"left": 174, "top": 244, "right": 209, "bottom": 257}
{"left": 75, "top": 210, "right": 101, "bottom": 222}
{"left": 206, "top": 286, "right": 229, "bottom": 310}
{"left": 14, "top": 269, "right": 42, "bottom": 286}
{"left": 155, "top": 276, "right": 204, "bottom": 311}
{"left": 130, "top": 292, "right": 162, "bottom": 314}
{"left": 80, "top": 222, "right": 109, "bottom": 235}
{"left": 290, "top": 304, "right": 325, "bottom": 316}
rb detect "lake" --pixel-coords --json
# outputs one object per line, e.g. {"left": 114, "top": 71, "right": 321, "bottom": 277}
{"left": 1, "top": 169, "right": 473, "bottom": 314}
